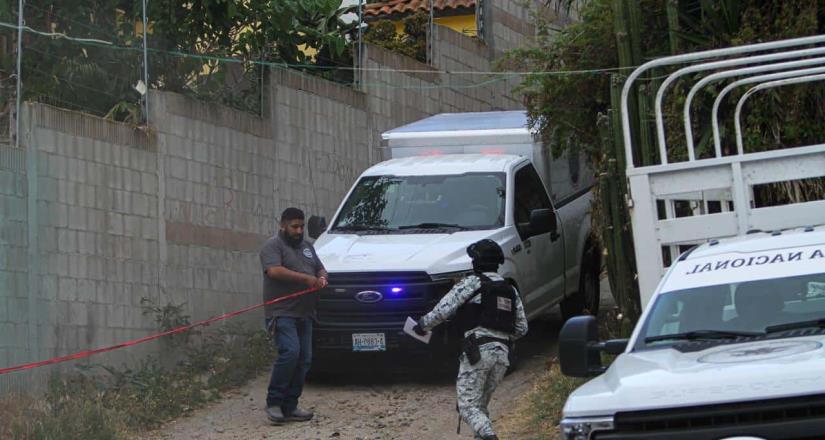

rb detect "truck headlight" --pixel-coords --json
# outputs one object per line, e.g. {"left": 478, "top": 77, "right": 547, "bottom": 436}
{"left": 560, "top": 416, "right": 614, "bottom": 440}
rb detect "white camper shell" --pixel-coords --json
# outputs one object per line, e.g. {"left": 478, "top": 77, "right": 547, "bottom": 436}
{"left": 383, "top": 111, "right": 590, "bottom": 204}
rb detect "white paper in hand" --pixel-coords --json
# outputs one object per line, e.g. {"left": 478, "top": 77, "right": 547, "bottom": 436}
{"left": 404, "top": 316, "right": 432, "bottom": 344}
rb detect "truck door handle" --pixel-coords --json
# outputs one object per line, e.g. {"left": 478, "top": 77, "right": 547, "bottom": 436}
{"left": 550, "top": 232, "right": 560, "bottom": 242}
{"left": 523, "top": 239, "right": 532, "bottom": 249}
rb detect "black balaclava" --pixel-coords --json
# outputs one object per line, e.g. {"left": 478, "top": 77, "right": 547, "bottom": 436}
{"left": 472, "top": 260, "right": 498, "bottom": 273}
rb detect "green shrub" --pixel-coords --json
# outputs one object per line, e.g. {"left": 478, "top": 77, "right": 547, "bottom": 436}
{"left": 3, "top": 300, "right": 276, "bottom": 438}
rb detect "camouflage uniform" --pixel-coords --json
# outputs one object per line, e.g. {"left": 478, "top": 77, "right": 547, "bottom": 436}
{"left": 419, "top": 272, "right": 528, "bottom": 439}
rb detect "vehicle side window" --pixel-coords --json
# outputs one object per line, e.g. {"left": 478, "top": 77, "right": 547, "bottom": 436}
{"left": 513, "top": 164, "right": 552, "bottom": 240}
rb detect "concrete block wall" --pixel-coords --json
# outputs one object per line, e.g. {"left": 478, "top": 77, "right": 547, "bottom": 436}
{"left": 489, "top": 0, "right": 536, "bottom": 54}
{"left": 432, "top": 26, "right": 521, "bottom": 112}
{"left": 0, "top": 144, "right": 29, "bottom": 389}
{"left": 32, "top": 105, "right": 161, "bottom": 363}
{"left": 151, "top": 91, "right": 273, "bottom": 323}
{"left": 361, "top": 45, "right": 440, "bottom": 154}
{"left": 269, "top": 69, "right": 371, "bottom": 219}
{"left": 0, "top": 104, "right": 163, "bottom": 391}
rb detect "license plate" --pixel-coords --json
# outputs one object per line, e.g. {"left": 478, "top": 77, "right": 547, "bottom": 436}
{"left": 352, "top": 333, "right": 386, "bottom": 352}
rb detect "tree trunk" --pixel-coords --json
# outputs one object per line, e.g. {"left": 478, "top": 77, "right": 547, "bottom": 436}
{"left": 603, "top": 3, "right": 646, "bottom": 325}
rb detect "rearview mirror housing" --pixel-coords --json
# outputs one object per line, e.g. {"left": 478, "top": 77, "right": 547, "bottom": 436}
{"left": 559, "top": 315, "right": 628, "bottom": 377}
{"left": 529, "top": 208, "right": 557, "bottom": 236}
{"left": 308, "top": 215, "right": 327, "bottom": 240}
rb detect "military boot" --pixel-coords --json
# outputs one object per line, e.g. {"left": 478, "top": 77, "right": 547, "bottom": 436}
{"left": 284, "top": 407, "right": 314, "bottom": 422}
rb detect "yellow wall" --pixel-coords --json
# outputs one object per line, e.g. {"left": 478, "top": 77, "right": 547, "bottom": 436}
{"left": 436, "top": 15, "right": 478, "bottom": 36}
{"left": 391, "top": 13, "right": 477, "bottom": 37}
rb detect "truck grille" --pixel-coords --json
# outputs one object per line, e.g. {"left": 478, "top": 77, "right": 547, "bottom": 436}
{"left": 317, "top": 271, "right": 453, "bottom": 328}
{"left": 594, "top": 393, "right": 825, "bottom": 440}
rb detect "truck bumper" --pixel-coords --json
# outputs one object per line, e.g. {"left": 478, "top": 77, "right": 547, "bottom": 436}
{"left": 312, "top": 271, "right": 460, "bottom": 367}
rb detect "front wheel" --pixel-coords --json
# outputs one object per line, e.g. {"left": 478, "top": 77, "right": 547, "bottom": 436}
{"left": 560, "top": 244, "right": 601, "bottom": 321}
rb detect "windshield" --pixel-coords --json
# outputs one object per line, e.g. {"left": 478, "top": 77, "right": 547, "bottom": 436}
{"left": 637, "top": 271, "right": 825, "bottom": 349}
{"left": 331, "top": 173, "right": 506, "bottom": 232}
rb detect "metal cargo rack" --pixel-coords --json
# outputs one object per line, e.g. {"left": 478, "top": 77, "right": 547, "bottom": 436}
{"left": 621, "top": 35, "right": 825, "bottom": 306}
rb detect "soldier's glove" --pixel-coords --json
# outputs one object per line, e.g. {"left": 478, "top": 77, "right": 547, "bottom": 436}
{"left": 412, "top": 323, "right": 428, "bottom": 336}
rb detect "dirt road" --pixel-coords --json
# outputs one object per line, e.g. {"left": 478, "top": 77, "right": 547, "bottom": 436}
{"left": 146, "top": 282, "right": 611, "bottom": 440}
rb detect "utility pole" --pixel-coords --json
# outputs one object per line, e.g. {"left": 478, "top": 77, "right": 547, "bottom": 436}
{"left": 358, "top": 0, "right": 363, "bottom": 89}
{"left": 15, "top": 0, "right": 23, "bottom": 148}
{"left": 428, "top": 0, "right": 434, "bottom": 64}
{"left": 142, "top": 0, "right": 149, "bottom": 125}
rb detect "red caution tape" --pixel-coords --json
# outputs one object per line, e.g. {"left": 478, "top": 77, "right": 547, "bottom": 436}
{"left": 0, "top": 286, "right": 320, "bottom": 375}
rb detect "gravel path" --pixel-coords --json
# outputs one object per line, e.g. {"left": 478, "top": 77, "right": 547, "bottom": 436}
{"left": 145, "top": 281, "right": 612, "bottom": 440}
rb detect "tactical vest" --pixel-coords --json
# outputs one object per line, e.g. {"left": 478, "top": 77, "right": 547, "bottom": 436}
{"left": 459, "top": 273, "right": 517, "bottom": 334}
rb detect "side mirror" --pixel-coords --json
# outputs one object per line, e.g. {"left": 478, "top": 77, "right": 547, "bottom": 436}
{"left": 529, "top": 208, "right": 557, "bottom": 236}
{"left": 559, "top": 315, "right": 628, "bottom": 377}
{"left": 308, "top": 215, "right": 327, "bottom": 240}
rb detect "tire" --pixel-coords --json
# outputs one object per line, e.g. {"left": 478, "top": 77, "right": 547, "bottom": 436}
{"left": 560, "top": 243, "right": 601, "bottom": 322}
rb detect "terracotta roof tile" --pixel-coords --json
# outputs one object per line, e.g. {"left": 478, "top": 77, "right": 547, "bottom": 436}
{"left": 364, "top": 0, "right": 476, "bottom": 18}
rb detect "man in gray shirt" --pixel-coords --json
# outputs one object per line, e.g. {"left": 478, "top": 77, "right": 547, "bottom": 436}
{"left": 260, "top": 207, "right": 327, "bottom": 424}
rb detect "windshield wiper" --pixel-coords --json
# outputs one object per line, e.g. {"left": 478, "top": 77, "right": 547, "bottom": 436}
{"left": 397, "top": 222, "right": 470, "bottom": 230}
{"left": 333, "top": 224, "right": 393, "bottom": 232}
{"left": 765, "top": 319, "right": 825, "bottom": 334}
{"left": 645, "top": 329, "right": 764, "bottom": 343}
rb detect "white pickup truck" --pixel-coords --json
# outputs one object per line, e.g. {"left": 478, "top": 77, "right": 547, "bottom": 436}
{"left": 558, "top": 36, "right": 825, "bottom": 440}
{"left": 307, "top": 111, "right": 599, "bottom": 369}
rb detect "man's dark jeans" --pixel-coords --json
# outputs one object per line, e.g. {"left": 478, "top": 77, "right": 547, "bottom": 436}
{"left": 266, "top": 316, "right": 313, "bottom": 412}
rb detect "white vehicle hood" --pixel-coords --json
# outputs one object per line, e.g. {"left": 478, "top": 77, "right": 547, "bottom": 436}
{"left": 564, "top": 335, "right": 825, "bottom": 417}
{"left": 314, "top": 230, "right": 505, "bottom": 274}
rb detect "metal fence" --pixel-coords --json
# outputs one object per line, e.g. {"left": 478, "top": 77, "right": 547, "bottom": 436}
{"left": 0, "top": 1, "right": 378, "bottom": 132}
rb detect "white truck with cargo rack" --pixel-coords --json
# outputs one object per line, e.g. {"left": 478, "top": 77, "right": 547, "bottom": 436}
{"left": 557, "top": 36, "right": 825, "bottom": 440}
{"left": 306, "top": 111, "right": 600, "bottom": 371}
